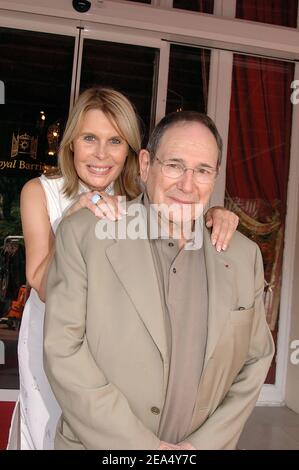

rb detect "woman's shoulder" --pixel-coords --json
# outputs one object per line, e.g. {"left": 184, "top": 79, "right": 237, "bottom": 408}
{"left": 20, "top": 177, "right": 48, "bottom": 217}
{"left": 39, "top": 174, "right": 65, "bottom": 193}
{"left": 21, "top": 177, "right": 45, "bottom": 200}
{"left": 21, "top": 175, "right": 68, "bottom": 212}
{"left": 39, "top": 175, "right": 77, "bottom": 219}
{"left": 21, "top": 175, "right": 64, "bottom": 193}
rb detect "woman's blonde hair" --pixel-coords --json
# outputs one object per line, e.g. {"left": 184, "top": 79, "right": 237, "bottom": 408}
{"left": 58, "top": 87, "right": 142, "bottom": 199}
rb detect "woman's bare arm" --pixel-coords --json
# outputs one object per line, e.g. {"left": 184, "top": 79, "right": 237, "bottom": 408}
{"left": 21, "top": 180, "right": 125, "bottom": 302}
{"left": 20, "top": 178, "right": 55, "bottom": 302}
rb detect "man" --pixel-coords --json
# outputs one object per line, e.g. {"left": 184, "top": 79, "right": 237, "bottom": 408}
{"left": 44, "top": 111, "right": 274, "bottom": 450}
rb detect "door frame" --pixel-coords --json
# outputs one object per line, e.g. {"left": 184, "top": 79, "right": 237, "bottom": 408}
{"left": 72, "top": 23, "right": 170, "bottom": 125}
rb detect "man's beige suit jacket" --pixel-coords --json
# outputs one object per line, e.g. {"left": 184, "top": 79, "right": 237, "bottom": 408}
{"left": 44, "top": 197, "right": 274, "bottom": 450}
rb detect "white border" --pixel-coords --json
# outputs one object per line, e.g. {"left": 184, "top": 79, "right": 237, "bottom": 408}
{"left": 0, "top": 0, "right": 298, "bottom": 406}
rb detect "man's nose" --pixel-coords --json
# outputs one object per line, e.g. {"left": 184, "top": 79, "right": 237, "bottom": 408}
{"left": 176, "top": 169, "right": 194, "bottom": 193}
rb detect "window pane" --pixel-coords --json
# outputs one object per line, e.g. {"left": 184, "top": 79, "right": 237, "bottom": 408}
{"left": 225, "top": 54, "right": 295, "bottom": 383}
{"left": 173, "top": 0, "right": 214, "bottom": 13}
{"left": 80, "top": 39, "right": 159, "bottom": 140}
{"left": 0, "top": 28, "right": 74, "bottom": 175}
{"left": 166, "top": 44, "right": 210, "bottom": 114}
{"left": 236, "top": 0, "right": 298, "bottom": 28}
{"left": 0, "top": 28, "right": 74, "bottom": 390}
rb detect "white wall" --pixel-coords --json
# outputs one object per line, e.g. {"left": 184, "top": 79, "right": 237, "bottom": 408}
{"left": 285, "top": 189, "right": 299, "bottom": 413}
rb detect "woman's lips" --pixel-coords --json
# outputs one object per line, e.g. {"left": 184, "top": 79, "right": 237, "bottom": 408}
{"left": 87, "top": 165, "right": 112, "bottom": 176}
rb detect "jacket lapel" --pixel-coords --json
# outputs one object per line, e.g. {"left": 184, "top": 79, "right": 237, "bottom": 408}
{"left": 105, "top": 211, "right": 168, "bottom": 366}
{"left": 104, "top": 211, "right": 234, "bottom": 386}
{"left": 203, "top": 227, "right": 234, "bottom": 368}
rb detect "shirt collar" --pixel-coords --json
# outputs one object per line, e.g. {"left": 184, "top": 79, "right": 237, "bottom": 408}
{"left": 142, "top": 192, "right": 203, "bottom": 250}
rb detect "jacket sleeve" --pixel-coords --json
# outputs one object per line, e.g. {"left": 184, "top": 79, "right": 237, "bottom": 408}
{"left": 186, "top": 245, "right": 275, "bottom": 450}
{"left": 43, "top": 217, "right": 160, "bottom": 450}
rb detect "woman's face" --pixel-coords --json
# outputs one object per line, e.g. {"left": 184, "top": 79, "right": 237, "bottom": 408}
{"left": 72, "top": 109, "right": 129, "bottom": 191}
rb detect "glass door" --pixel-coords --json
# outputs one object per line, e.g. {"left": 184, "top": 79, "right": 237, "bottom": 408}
{"left": 0, "top": 24, "right": 168, "bottom": 395}
{"left": 75, "top": 26, "right": 171, "bottom": 144}
{"left": 79, "top": 38, "right": 159, "bottom": 144}
{"left": 0, "top": 27, "right": 75, "bottom": 391}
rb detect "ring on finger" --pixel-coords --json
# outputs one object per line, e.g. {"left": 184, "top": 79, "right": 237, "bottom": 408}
{"left": 91, "top": 193, "right": 102, "bottom": 205}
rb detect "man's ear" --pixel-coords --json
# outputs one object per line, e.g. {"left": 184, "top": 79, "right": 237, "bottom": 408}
{"left": 139, "top": 149, "right": 151, "bottom": 183}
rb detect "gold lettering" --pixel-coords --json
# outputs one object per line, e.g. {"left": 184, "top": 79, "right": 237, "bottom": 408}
{"left": 0, "top": 159, "right": 44, "bottom": 171}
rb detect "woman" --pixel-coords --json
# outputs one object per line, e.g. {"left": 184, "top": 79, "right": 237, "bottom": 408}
{"left": 8, "top": 87, "right": 238, "bottom": 449}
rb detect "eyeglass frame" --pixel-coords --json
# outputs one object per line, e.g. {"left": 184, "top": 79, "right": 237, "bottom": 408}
{"left": 154, "top": 156, "right": 219, "bottom": 184}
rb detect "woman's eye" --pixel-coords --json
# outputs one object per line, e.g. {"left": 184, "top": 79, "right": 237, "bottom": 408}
{"left": 110, "top": 137, "right": 122, "bottom": 144}
{"left": 83, "top": 135, "right": 95, "bottom": 142}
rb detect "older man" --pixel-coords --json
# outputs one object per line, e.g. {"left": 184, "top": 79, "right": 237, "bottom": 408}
{"left": 44, "top": 111, "right": 274, "bottom": 450}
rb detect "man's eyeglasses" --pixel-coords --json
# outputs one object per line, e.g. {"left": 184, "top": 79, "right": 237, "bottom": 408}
{"left": 155, "top": 157, "right": 218, "bottom": 184}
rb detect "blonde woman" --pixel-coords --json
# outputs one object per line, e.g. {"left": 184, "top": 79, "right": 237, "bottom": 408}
{"left": 8, "top": 87, "right": 238, "bottom": 449}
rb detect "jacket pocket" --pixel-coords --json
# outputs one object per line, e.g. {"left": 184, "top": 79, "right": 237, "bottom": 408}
{"left": 230, "top": 307, "right": 254, "bottom": 324}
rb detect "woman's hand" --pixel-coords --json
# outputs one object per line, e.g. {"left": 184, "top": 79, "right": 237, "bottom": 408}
{"left": 205, "top": 206, "right": 239, "bottom": 252}
{"left": 65, "top": 191, "right": 126, "bottom": 221}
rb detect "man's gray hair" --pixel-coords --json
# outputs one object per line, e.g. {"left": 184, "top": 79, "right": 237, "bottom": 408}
{"left": 146, "top": 111, "right": 223, "bottom": 168}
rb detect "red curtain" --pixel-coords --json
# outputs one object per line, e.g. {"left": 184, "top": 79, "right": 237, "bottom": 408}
{"left": 236, "top": 0, "right": 298, "bottom": 27}
{"left": 225, "top": 1, "right": 297, "bottom": 383}
{"left": 0, "top": 402, "right": 15, "bottom": 449}
{"left": 227, "top": 55, "right": 293, "bottom": 215}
